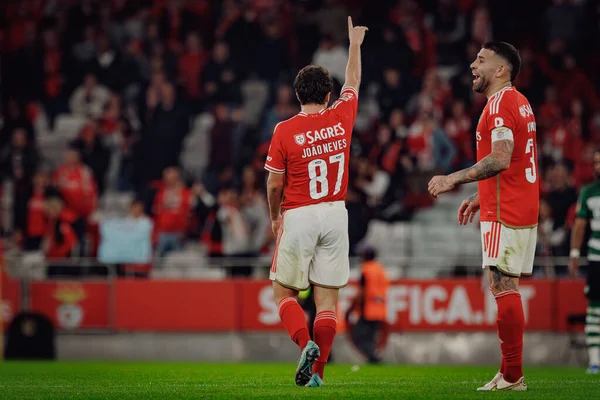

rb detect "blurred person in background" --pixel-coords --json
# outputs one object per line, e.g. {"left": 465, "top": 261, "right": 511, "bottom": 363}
{"left": 205, "top": 104, "right": 235, "bottom": 194}
{"left": 260, "top": 85, "right": 298, "bottom": 145}
{"left": 201, "top": 41, "right": 241, "bottom": 105}
{"left": 153, "top": 167, "right": 193, "bottom": 258}
{"left": 378, "top": 67, "right": 411, "bottom": 122}
{"left": 70, "top": 121, "right": 111, "bottom": 195}
{"left": 346, "top": 246, "right": 390, "bottom": 365}
{"left": 216, "top": 185, "right": 250, "bottom": 277}
{"left": 570, "top": 148, "right": 600, "bottom": 374}
{"left": 136, "top": 81, "right": 188, "bottom": 188}
{"left": 99, "top": 199, "right": 153, "bottom": 278}
{"left": 53, "top": 146, "right": 98, "bottom": 257}
{"left": 537, "top": 197, "right": 567, "bottom": 277}
{"left": 69, "top": 73, "right": 111, "bottom": 119}
{"left": 178, "top": 31, "right": 207, "bottom": 108}
{"left": 355, "top": 157, "right": 390, "bottom": 209}
{"left": 92, "top": 33, "right": 122, "bottom": 92}
{"left": 22, "top": 171, "right": 49, "bottom": 251}
{"left": 407, "top": 108, "right": 456, "bottom": 173}
{"left": 444, "top": 98, "right": 474, "bottom": 169}
{"left": 312, "top": 35, "right": 347, "bottom": 86}
{"left": 1, "top": 128, "right": 39, "bottom": 237}
{"left": 239, "top": 166, "right": 270, "bottom": 257}
{"left": 44, "top": 188, "right": 79, "bottom": 278}
{"left": 545, "top": 163, "right": 578, "bottom": 250}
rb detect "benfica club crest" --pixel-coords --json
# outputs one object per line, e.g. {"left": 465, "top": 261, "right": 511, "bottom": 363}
{"left": 54, "top": 284, "right": 86, "bottom": 329}
{"left": 294, "top": 133, "right": 306, "bottom": 146}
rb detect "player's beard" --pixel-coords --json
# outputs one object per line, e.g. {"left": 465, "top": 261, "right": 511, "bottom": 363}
{"left": 473, "top": 75, "right": 488, "bottom": 94}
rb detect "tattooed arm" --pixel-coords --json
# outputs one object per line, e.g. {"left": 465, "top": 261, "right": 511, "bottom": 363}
{"left": 450, "top": 139, "right": 514, "bottom": 184}
{"left": 428, "top": 139, "right": 514, "bottom": 198}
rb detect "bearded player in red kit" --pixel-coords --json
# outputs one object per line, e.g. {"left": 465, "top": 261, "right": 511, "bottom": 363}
{"left": 428, "top": 42, "right": 538, "bottom": 391}
{"left": 264, "top": 17, "right": 367, "bottom": 388}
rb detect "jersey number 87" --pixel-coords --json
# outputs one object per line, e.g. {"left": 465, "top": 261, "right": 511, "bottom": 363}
{"left": 308, "top": 152, "right": 345, "bottom": 200}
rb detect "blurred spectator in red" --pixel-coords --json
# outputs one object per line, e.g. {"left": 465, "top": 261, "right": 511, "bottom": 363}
{"left": 23, "top": 171, "right": 49, "bottom": 251}
{"left": 53, "top": 147, "right": 98, "bottom": 255}
{"left": 369, "top": 125, "right": 403, "bottom": 175}
{"left": 573, "top": 144, "right": 596, "bottom": 189}
{"left": 178, "top": 32, "right": 207, "bottom": 103}
{"left": 69, "top": 73, "right": 110, "bottom": 119}
{"left": 153, "top": 167, "right": 193, "bottom": 257}
{"left": 70, "top": 121, "right": 111, "bottom": 195}
{"left": 537, "top": 86, "right": 562, "bottom": 132}
{"left": 41, "top": 28, "right": 66, "bottom": 128}
{"left": 201, "top": 41, "right": 241, "bottom": 105}
{"left": 444, "top": 99, "right": 473, "bottom": 169}
{"left": 44, "top": 188, "right": 79, "bottom": 277}
{"left": 391, "top": 0, "right": 436, "bottom": 77}
{"left": 407, "top": 109, "right": 456, "bottom": 173}
{"left": 545, "top": 163, "right": 578, "bottom": 233}
{"left": 538, "top": 51, "right": 599, "bottom": 111}
{"left": 98, "top": 94, "right": 122, "bottom": 136}
{"left": 260, "top": 85, "right": 298, "bottom": 144}
{"left": 1, "top": 128, "right": 39, "bottom": 240}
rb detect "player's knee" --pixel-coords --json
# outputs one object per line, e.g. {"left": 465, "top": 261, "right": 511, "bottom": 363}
{"left": 488, "top": 266, "right": 519, "bottom": 295}
{"left": 272, "top": 281, "right": 298, "bottom": 304}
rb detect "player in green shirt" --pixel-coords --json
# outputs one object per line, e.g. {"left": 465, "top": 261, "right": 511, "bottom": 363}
{"left": 570, "top": 148, "right": 600, "bottom": 374}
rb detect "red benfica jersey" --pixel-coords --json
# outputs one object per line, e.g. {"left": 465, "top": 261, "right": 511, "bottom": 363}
{"left": 476, "top": 86, "right": 539, "bottom": 227}
{"left": 265, "top": 87, "right": 358, "bottom": 210}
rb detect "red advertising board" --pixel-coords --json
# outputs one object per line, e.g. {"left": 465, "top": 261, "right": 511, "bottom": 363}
{"left": 2, "top": 269, "right": 20, "bottom": 329}
{"left": 554, "top": 279, "right": 587, "bottom": 332}
{"left": 239, "top": 279, "right": 555, "bottom": 332}
{"left": 114, "top": 280, "right": 236, "bottom": 331}
{"left": 29, "top": 281, "right": 110, "bottom": 329}
{"left": 22, "top": 278, "right": 590, "bottom": 332}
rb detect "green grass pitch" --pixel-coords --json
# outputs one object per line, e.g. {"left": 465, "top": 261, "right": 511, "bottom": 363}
{"left": 0, "top": 362, "right": 598, "bottom": 399}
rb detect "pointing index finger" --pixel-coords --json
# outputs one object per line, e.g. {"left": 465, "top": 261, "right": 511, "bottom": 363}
{"left": 348, "top": 16, "right": 353, "bottom": 30}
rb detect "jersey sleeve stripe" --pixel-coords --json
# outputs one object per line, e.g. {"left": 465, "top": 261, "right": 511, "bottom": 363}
{"left": 341, "top": 85, "right": 358, "bottom": 98}
{"left": 264, "top": 164, "right": 285, "bottom": 174}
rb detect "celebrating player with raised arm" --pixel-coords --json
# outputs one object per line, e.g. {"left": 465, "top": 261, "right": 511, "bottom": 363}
{"left": 264, "top": 16, "right": 367, "bottom": 388}
{"left": 428, "top": 42, "right": 539, "bottom": 391}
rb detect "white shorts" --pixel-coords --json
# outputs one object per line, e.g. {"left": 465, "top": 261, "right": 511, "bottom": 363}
{"left": 270, "top": 201, "right": 349, "bottom": 290}
{"left": 480, "top": 221, "right": 536, "bottom": 277}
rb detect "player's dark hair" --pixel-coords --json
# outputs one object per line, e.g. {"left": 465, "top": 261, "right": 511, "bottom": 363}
{"left": 294, "top": 65, "right": 333, "bottom": 105}
{"left": 482, "top": 41, "right": 521, "bottom": 83}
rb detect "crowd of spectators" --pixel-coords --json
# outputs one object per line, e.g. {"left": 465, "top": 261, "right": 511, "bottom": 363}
{"left": 1, "top": 0, "right": 600, "bottom": 276}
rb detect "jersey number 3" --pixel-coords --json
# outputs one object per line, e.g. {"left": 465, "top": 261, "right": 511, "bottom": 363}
{"left": 525, "top": 138, "right": 537, "bottom": 184}
{"left": 308, "top": 153, "right": 345, "bottom": 200}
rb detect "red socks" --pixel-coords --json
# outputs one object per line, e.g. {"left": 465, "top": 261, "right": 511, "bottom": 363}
{"left": 278, "top": 297, "right": 310, "bottom": 349}
{"left": 495, "top": 290, "right": 524, "bottom": 383}
{"left": 312, "top": 310, "right": 338, "bottom": 379}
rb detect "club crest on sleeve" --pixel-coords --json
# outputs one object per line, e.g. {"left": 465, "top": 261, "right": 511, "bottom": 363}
{"left": 294, "top": 133, "right": 306, "bottom": 146}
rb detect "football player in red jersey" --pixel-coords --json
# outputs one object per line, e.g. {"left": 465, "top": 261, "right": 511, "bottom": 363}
{"left": 428, "top": 42, "right": 539, "bottom": 391}
{"left": 265, "top": 17, "right": 367, "bottom": 387}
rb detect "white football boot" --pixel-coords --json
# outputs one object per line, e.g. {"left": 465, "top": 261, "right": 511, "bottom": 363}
{"left": 476, "top": 371, "right": 503, "bottom": 391}
{"left": 493, "top": 376, "right": 527, "bottom": 391}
